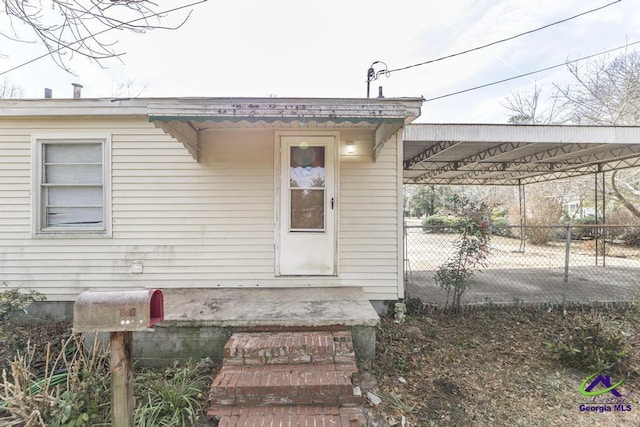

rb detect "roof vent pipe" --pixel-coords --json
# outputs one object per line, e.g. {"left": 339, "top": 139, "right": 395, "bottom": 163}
{"left": 72, "top": 83, "right": 83, "bottom": 99}
{"left": 44, "top": 88, "right": 52, "bottom": 99}
{"left": 377, "top": 86, "right": 384, "bottom": 99}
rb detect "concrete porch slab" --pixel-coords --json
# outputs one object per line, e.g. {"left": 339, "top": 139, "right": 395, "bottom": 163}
{"left": 126, "top": 287, "right": 380, "bottom": 366}
{"left": 161, "top": 287, "right": 380, "bottom": 328}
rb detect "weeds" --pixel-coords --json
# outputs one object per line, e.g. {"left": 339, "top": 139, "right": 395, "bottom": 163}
{"left": 134, "top": 359, "right": 212, "bottom": 427}
{"left": 383, "top": 391, "right": 417, "bottom": 414}
{"left": 1, "top": 330, "right": 215, "bottom": 427}
{"left": 0, "top": 333, "right": 111, "bottom": 426}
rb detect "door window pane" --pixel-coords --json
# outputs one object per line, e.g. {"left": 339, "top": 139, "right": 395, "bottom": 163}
{"left": 290, "top": 189, "right": 325, "bottom": 230}
{"left": 290, "top": 146, "right": 325, "bottom": 188}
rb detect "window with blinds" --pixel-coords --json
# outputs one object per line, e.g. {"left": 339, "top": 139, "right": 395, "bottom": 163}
{"left": 32, "top": 136, "right": 111, "bottom": 235}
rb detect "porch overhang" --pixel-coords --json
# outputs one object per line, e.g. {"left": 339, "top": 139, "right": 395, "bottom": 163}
{"left": 404, "top": 124, "right": 640, "bottom": 185}
{"left": 149, "top": 97, "right": 422, "bottom": 161}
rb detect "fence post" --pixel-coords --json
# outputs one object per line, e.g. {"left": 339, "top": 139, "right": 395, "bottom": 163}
{"left": 562, "top": 225, "right": 572, "bottom": 314}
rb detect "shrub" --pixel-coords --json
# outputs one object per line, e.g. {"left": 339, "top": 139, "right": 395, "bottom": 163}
{"left": 405, "top": 297, "right": 425, "bottom": 315}
{"left": 433, "top": 195, "right": 492, "bottom": 313}
{"left": 524, "top": 224, "right": 556, "bottom": 245}
{"left": 0, "top": 284, "right": 46, "bottom": 322}
{"left": 568, "top": 216, "right": 601, "bottom": 241}
{"left": 490, "top": 217, "right": 514, "bottom": 237}
{"left": 0, "top": 285, "right": 48, "bottom": 372}
{"left": 547, "top": 312, "right": 628, "bottom": 373}
{"left": 622, "top": 229, "right": 640, "bottom": 247}
{"left": 421, "top": 215, "right": 464, "bottom": 233}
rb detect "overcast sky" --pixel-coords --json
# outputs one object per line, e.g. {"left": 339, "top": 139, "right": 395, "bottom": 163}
{"left": 1, "top": 0, "right": 639, "bottom": 123}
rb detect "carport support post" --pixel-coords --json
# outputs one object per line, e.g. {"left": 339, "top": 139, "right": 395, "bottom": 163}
{"left": 595, "top": 170, "right": 606, "bottom": 267}
{"left": 110, "top": 331, "right": 134, "bottom": 427}
{"left": 562, "top": 225, "right": 572, "bottom": 314}
{"left": 518, "top": 182, "right": 526, "bottom": 253}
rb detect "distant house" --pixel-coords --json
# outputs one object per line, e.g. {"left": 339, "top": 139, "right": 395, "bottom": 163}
{"left": 565, "top": 200, "right": 596, "bottom": 219}
{"left": 0, "top": 97, "right": 422, "bottom": 317}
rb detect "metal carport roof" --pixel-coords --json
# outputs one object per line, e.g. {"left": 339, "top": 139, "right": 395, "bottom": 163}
{"left": 403, "top": 124, "right": 640, "bottom": 186}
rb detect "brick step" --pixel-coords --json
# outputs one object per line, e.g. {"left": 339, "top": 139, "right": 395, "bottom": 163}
{"left": 210, "top": 364, "right": 362, "bottom": 407}
{"left": 207, "top": 405, "right": 367, "bottom": 427}
{"left": 223, "top": 331, "right": 355, "bottom": 366}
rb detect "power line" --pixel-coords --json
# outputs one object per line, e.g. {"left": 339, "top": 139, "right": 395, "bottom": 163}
{"left": 423, "top": 40, "right": 640, "bottom": 102}
{"left": 0, "top": 0, "right": 208, "bottom": 77}
{"left": 387, "top": 0, "right": 622, "bottom": 74}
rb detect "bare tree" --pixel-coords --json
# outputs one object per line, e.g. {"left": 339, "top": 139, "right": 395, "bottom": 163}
{"left": 0, "top": 77, "right": 22, "bottom": 98}
{"left": 112, "top": 79, "right": 148, "bottom": 98}
{"left": 504, "top": 50, "right": 640, "bottom": 221}
{"left": 556, "top": 50, "right": 640, "bottom": 220}
{"left": 503, "top": 84, "right": 564, "bottom": 124}
{"left": 556, "top": 50, "right": 640, "bottom": 125}
{"left": 1, "top": 0, "right": 205, "bottom": 72}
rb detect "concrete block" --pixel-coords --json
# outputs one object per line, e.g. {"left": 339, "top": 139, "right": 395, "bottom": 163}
{"left": 350, "top": 325, "right": 376, "bottom": 361}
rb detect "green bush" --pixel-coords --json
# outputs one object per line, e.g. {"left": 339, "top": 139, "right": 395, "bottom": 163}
{"left": 405, "top": 297, "right": 425, "bottom": 315}
{"left": 433, "top": 195, "right": 492, "bottom": 313}
{"left": 0, "top": 284, "right": 46, "bottom": 322}
{"left": 547, "top": 312, "right": 628, "bottom": 373}
{"left": 568, "top": 216, "right": 601, "bottom": 241}
{"left": 490, "top": 217, "right": 514, "bottom": 237}
{"left": 421, "top": 215, "right": 464, "bottom": 233}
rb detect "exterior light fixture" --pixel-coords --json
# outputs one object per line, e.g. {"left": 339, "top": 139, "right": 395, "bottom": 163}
{"left": 346, "top": 141, "right": 356, "bottom": 154}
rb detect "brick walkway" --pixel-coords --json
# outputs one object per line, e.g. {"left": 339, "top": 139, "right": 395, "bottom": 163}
{"left": 208, "top": 331, "right": 366, "bottom": 426}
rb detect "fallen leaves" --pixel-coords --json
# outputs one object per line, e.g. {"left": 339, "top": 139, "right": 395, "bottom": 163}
{"left": 365, "top": 306, "right": 640, "bottom": 426}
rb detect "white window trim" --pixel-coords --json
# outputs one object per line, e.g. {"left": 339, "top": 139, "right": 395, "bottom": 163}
{"left": 31, "top": 134, "right": 112, "bottom": 238}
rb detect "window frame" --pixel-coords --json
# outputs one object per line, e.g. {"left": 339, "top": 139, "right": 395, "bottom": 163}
{"left": 31, "top": 134, "right": 112, "bottom": 237}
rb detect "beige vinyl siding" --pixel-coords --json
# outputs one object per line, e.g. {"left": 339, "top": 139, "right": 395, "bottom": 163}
{"left": 0, "top": 118, "right": 402, "bottom": 301}
{"left": 338, "top": 129, "right": 402, "bottom": 300}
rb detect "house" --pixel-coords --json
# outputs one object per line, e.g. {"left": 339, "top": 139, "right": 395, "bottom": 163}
{"left": 565, "top": 200, "right": 596, "bottom": 219}
{"left": 0, "top": 96, "right": 422, "bottom": 362}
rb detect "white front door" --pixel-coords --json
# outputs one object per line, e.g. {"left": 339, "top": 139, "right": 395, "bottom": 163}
{"left": 277, "top": 134, "right": 336, "bottom": 275}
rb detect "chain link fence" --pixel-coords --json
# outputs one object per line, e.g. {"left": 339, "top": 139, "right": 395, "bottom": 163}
{"left": 404, "top": 223, "right": 640, "bottom": 309}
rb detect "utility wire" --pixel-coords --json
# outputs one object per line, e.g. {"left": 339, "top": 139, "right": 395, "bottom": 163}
{"left": 424, "top": 39, "right": 640, "bottom": 102}
{"left": 0, "top": 0, "right": 208, "bottom": 77}
{"left": 387, "top": 0, "right": 622, "bottom": 74}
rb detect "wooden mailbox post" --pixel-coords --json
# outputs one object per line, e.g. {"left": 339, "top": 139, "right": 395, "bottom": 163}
{"left": 73, "top": 289, "right": 164, "bottom": 427}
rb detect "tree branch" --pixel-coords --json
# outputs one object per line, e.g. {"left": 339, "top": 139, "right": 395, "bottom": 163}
{"left": 611, "top": 170, "right": 640, "bottom": 220}
{"left": 1, "top": 0, "right": 204, "bottom": 72}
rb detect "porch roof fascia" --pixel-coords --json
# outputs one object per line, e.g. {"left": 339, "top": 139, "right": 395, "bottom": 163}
{"left": 147, "top": 97, "right": 423, "bottom": 161}
{"left": 146, "top": 97, "right": 422, "bottom": 121}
